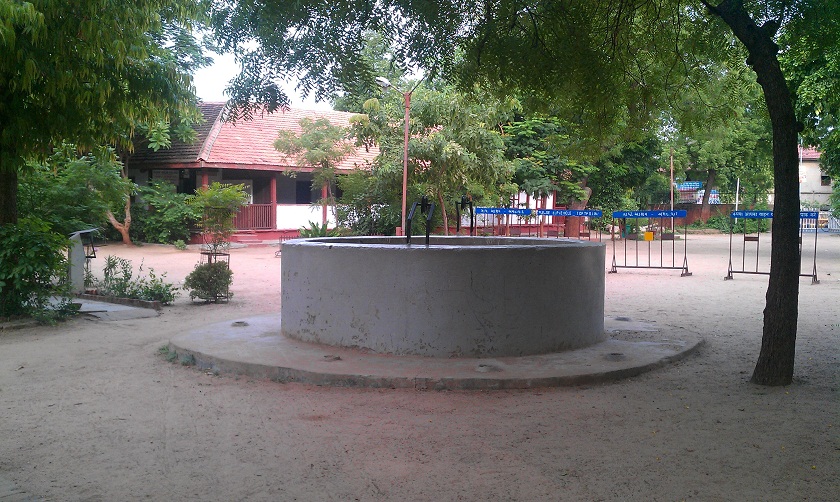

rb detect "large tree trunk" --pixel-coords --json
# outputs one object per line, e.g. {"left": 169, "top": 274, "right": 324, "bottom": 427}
{"left": 700, "top": 168, "right": 716, "bottom": 222}
{"left": 565, "top": 185, "right": 592, "bottom": 238}
{"left": 711, "top": 1, "right": 801, "bottom": 385}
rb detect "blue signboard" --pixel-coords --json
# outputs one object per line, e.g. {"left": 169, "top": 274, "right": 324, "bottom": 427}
{"left": 730, "top": 210, "right": 773, "bottom": 219}
{"left": 475, "top": 207, "right": 533, "bottom": 216}
{"left": 537, "top": 209, "right": 603, "bottom": 217}
{"left": 677, "top": 181, "right": 703, "bottom": 190}
{"left": 612, "top": 210, "right": 687, "bottom": 218}
{"left": 731, "top": 210, "right": 819, "bottom": 219}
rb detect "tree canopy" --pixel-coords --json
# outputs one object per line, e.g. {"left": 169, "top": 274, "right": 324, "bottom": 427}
{"left": 210, "top": 0, "right": 838, "bottom": 385}
{"left": 0, "top": 0, "right": 208, "bottom": 224}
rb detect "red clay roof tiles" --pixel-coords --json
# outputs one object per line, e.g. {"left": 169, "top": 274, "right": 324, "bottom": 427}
{"left": 129, "top": 102, "right": 377, "bottom": 172}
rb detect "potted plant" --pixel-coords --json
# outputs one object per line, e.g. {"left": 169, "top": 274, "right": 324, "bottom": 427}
{"left": 183, "top": 183, "right": 248, "bottom": 302}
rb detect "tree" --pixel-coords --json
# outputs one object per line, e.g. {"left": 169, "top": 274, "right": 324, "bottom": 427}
{"left": 347, "top": 82, "right": 516, "bottom": 234}
{"left": 211, "top": 0, "right": 839, "bottom": 385}
{"left": 781, "top": 2, "right": 840, "bottom": 178}
{"left": 699, "top": 1, "right": 810, "bottom": 385}
{"left": 504, "top": 118, "right": 596, "bottom": 204}
{"left": 587, "top": 137, "right": 665, "bottom": 214}
{"left": 274, "top": 117, "right": 356, "bottom": 225}
{"left": 135, "top": 181, "right": 201, "bottom": 244}
{"left": 503, "top": 117, "right": 599, "bottom": 236}
{"left": 407, "top": 85, "right": 515, "bottom": 232}
{"left": 0, "top": 0, "right": 207, "bottom": 226}
{"left": 18, "top": 144, "right": 131, "bottom": 237}
{"left": 668, "top": 94, "right": 773, "bottom": 220}
{"left": 661, "top": 54, "right": 774, "bottom": 221}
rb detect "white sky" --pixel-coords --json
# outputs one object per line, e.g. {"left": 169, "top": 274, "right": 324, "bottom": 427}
{"left": 192, "top": 52, "right": 333, "bottom": 111}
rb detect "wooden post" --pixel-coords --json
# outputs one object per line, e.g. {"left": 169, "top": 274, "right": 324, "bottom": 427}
{"left": 270, "top": 174, "right": 278, "bottom": 229}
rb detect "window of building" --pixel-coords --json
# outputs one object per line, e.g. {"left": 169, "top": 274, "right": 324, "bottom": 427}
{"left": 821, "top": 174, "right": 832, "bottom": 187}
{"left": 296, "top": 180, "right": 313, "bottom": 204}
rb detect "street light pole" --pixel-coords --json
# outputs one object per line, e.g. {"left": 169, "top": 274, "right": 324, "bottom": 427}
{"left": 376, "top": 76, "right": 424, "bottom": 236}
{"left": 400, "top": 90, "right": 411, "bottom": 235}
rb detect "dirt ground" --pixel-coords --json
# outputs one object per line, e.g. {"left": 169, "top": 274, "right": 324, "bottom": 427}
{"left": 1, "top": 233, "right": 838, "bottom": 501}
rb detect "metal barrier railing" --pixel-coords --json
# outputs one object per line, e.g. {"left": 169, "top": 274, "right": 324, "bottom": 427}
{"left": 725, "top": 210, "right": 820, "bottom": 284}
{"left": 609, "top": 210, "right": 691, "bottom": 276}
{"left": 474, "top": 207, "right": 604, "bottom": 239}
{"left": 536, "top": 209, "right": 603, "bottom": 240}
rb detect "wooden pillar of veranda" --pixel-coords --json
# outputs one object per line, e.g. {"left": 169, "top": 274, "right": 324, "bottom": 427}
{"left": 270, "top": 174, "right": 278, "bottom": 229}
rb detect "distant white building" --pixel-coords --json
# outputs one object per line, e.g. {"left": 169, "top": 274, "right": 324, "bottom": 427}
{"left": 799, "top": 147, "right": 833, "bottom": 208}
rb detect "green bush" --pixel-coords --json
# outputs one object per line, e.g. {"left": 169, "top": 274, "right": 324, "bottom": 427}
{"left": 298, "top": 221, "right": 339, "bottom": 237}
{"left": 187, "top": 182, "right": 249, "bottom": 253}
{"left": 18, "top": 144, "right": 130, "bottom": 237}
{"left": 183, "top": 261, "right": 233, "bottom": 302}
{"left": 91, "top": 256, "right": 179, "bottom": 304}
{"left": 135, "top": 181, "right": 200, "bottom": 244}
{"left": 701, "top": 214, "right": 770, "bottom": 234}
{"left": 0, "top": 218, "right": 74, "bottom": 320}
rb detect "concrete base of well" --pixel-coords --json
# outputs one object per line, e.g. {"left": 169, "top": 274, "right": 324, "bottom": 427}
{"left": 281, "top": 237, "right": 606, "bottom": 357}
{"left": 169, "top": 314, "right": 703, "bottom": 390}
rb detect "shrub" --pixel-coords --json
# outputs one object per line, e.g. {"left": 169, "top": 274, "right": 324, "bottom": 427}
{"left": 701, "top": 214, "right": 770, "bottom": 234}
{"left": 298, "top": 221, "right": 339, "bottom": 237}
{"left": 18, "top": 144, "right": 130, "bottom": 237}
{"left": 183, "top": 261, "right": 233, "bottom": 302}
{"left": 0, "top": 218, "right": 74, "bottom": 320}
{"left": 92, "top": 256, "right": 179, "bottom": 304}
{"left": 187, "top": 182, "right": 249, "bottom": 253}
{"left": 135, "top": 181, "right": 200, "bottom": 244}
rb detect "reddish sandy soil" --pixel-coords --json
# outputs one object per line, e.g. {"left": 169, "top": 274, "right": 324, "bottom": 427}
{"left": 1, "top": 234, "right": 838, "bottom": 500}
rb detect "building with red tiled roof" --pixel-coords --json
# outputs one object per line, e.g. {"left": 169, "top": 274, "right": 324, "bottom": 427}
{"left": 127, "top": 103, "right": 378, "bottom": 238}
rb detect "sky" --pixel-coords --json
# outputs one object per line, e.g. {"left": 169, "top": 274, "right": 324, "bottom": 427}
{"left": 192, "top": 52, "right": 333, "bottom": 111}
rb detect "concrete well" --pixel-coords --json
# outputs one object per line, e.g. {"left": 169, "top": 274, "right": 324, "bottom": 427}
{"left": 281, "top": 236, "right": 606, "bottom": 357}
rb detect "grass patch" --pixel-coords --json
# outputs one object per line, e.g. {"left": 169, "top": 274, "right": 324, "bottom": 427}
{"left": 157, "top": 344, "right": 179, "bottom": 363}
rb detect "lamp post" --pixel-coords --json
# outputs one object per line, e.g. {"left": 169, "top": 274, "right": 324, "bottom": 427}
{"left": 376, "top": 76, "right": 414, "bottom": 235}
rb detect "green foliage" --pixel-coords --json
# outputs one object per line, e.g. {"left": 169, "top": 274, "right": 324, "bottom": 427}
{"left": 91, "top": 256, "right": 179, "bottom": 305}
{"left": 780, "top": 1, "right": 840, "bottom": 178}
{"left": 0, "top": 0, "right": 209, "bottom": 225}
{"left": 331, "top": 32, "right": 408, "bottom": 113}
{"left": 179, "top": 353, "right": 196, "bottom": 366}
{"left": 665, "top": 69, "right": 773, "bottom": 208}
{"left": 0, "top": 218, "right": 72, "bottom": 319}
{"left": 504, "top": 117, "right": 596, "bottom": 204}
{"left": 700, "top": 214, "right": 769, "bottom": 234}
{"left": 174, "top": 240, "right": 188, "bottom": 250}
{"left": 358, "top": 82, "right": 515, "bottom": 232}
{"left": 187, "top": 182, "right": 249, "bottom": 253}
{"left": 298, "top": 221, "right": 339, "bottom": 238}
{"left": 183, "top": 261, "right": 233, "bottom": 302}
{"left": 275, "top": 117, "right": 355, "bottom": 217}
{"left": 335, "top": 169, "right": 401, "bottom": 235}
{"left": 158, "top": 345, "right": 179, "bottom": 363}
{"left": 831, "top": 182, "right": 840, "bottom": 218}
{"left": 18, "top": 144, "right": 131, "bottom": 236}
{"left": 587, "top": 137, "right": 662, "bottom": 214}
{"left": 136, "top": 181, "right": 200, "bottom": 244}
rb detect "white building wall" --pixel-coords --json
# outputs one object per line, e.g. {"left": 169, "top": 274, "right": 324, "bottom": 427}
{"left": 799, "top": 159, "right": 832, "bottom": 208}
{"left": 277, "top": 204, "right": 336, "bottom": 230}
